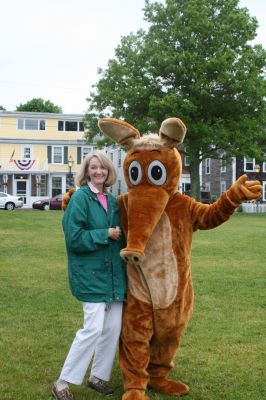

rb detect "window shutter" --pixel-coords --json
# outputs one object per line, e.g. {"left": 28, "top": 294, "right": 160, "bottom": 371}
{"left": 47, "top": 146, "right": 52, "bottom": 163}
{"left": 64, "top": 147, "right": 68, "bottom": 164}
{"left": 77, "top": 147, "right": 82, "bottom": 164}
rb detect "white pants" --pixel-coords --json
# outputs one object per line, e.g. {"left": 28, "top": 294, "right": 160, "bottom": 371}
{"left": 59, "top": 301, "right": 123, "bottom": 385}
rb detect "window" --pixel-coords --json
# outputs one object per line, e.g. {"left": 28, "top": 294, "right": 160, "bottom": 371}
{"left": 39, "top": 175, "right": 47, "bottom": 196}
{"left": 53, "top": 146, "right": 63, "bottom": 164}
{"left": 221, "top": 181, "right": 226, "bottom": 194}
{"left": 25, "top": 120, "right": 38, "bottom": 130}
{"left": 52, "top": 177, "right": 62, "bottom": 197}
{"left": 244, "top": 157, "right": 255, "bottom": 171}
{"left": 58, "top": 121, "right": 64, "bottom": 131}
{"left": 184, "top": 147, "right": 190, "bottom": 166}
{"left": 17, "top": 119, "right": 46, "bottom": 130}
{"left": 77, "top": 146, "right": 94, "bottom": 164}
{"left": 82, "top": 147, "right": 91, "bottom": 160}
{"left": 57, "top": 120, "right": 84, "bottom": 132}
{"left": 263, "top": 154, "right": 266, "bottom": 172}
{"left": 205, "top": 182, "right": 210, "bottom": 191}
{"left": 22, "top": 146, "right": 32, "bottom": 159}
{"left": 66, "top": 121, "right": 78, "bottom": 131}
{"left": 182, "top": 182, "right": 191, "bottom": 194}
{"left": 17, "top": 119, "right": 24, "bottom": 129}
{"left": 118, "top": 180, "right": 121, "bottom": 195}
{"left": 220, "top": 159, "right": 226, "bottom": 173}
{"left": 184, "top": 155, "right": 190, "bottom": 167}
{"left": 118, "top": 150, "right": 122, "bottom": 167}
{"left": 31, "top": 175, "right": 47, "bottom": 196}
{"left": 206, "top": 158, "right": 211, "bottom": 174}
{"left": 263, "top": 182, "right": 266, "bottom": 202}
{"left": 39, "top": 120, "right": 45, "bottom": 130}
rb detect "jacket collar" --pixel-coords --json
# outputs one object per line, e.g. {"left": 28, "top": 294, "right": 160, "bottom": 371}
{"left": 88, "top": 181, "right": 109, "bottom": 195}
{"left": 80, "top": 185, "right": 114, "bottom": 205}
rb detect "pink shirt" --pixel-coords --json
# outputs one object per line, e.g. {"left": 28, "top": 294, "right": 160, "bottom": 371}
{"left": 88, "top": 182, "right": 108, "bottom": 213}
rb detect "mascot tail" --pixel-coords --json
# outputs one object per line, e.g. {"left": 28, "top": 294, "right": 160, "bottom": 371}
{"left": 62, "top": 188, "right": 76, "bottom": 211}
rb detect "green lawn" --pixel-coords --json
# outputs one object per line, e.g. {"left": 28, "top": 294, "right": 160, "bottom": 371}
{"left": 0, "top": 211, "right": 265, "bottom": 400}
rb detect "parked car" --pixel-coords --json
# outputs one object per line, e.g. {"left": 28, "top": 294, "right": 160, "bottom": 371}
{"left": 0, "top": 192, "right": 24, "bottom": 210}
{"left": 32, "top": 194, "right": 63, "bottom": 211}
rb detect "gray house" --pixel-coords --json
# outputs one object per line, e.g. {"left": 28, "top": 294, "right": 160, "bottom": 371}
{"left": 201, "top": 156, "right": 266, "bottom": 204}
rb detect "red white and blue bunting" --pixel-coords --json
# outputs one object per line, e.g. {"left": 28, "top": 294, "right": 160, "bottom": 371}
{"left": 13, "top": 160, "right": 36, "bottom": 170}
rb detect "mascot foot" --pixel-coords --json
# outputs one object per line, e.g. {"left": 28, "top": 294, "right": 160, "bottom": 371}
{"left": 122, "top": 389, "right": 150, "bottom": 400}
{"left": 148, "top": 379, "right": 189, "bottom": 396}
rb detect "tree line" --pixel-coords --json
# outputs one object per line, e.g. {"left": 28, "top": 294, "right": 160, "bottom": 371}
{"left": 0, "top": 98, "right": 62, "bottom": 113}
{"left": 84, "top": 0, "right": 266, "bottom": 199}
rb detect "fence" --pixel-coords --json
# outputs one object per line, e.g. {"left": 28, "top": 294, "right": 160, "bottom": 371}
{"left": 241, "top": 202, "right": 266, "bottom": 213}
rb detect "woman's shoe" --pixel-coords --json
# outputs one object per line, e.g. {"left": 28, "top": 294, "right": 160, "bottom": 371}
{"left": 87, "top": 376, "right": 114, "bottom": 395}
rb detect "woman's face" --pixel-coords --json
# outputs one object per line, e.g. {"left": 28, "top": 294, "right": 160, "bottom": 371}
{"left": 87, "top": 156, "right": 108, "bottom": 188}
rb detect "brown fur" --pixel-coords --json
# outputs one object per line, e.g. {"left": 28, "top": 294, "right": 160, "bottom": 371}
{"left": 61, "top": 188, "right": 76, "bottom": 210}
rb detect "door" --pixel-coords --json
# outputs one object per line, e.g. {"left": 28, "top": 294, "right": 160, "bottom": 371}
{"left": 16, "top": 180, "right": 28, "bottom": 207}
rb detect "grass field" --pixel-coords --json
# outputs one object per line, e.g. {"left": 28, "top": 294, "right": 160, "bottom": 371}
{"left": 0, "top": 211, "right": 265, "bottom": 400}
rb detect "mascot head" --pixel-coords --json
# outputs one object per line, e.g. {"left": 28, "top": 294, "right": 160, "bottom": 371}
{"left": 98, "top": 117, "right": 187, "bottom": 266}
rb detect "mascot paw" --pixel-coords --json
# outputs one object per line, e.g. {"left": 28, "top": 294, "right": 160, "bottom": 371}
{"left": 122, "top": 389, "right": 150, "bottom": 400}
{"left": 227, "top": 174, "right": 262, "bottom": 204}
{"left": 148, "top": 379, "right": 189, "bottom": 396}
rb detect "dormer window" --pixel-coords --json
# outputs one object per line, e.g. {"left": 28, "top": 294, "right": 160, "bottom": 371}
{"left": 17, "top": 119, "right": 46, "bottom": 130}
{"left": 58, "top": 120, "right": 84, "bottom": 132}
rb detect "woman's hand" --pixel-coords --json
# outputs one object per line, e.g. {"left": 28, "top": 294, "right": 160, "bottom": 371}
{"left": 108, "top": 227, "right": 121, "bottom": 241}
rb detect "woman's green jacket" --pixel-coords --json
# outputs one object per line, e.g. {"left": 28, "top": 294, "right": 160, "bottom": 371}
{"left": 62, "top": 185, "right": 126, "bottom": 303}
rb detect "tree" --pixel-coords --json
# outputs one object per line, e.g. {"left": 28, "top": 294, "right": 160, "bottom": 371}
{"left": 85, "top": 0, "right": 266, "bottom": 199}
{"left": 0, "top": 105, "right": 6, "bottom": 111}
{"left": 16, "top": 98, "right": 62, "bottom": 113}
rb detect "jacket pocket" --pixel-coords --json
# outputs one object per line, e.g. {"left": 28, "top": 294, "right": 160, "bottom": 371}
{"left": 76, "top": 258, "right": 111, "bottom": 296}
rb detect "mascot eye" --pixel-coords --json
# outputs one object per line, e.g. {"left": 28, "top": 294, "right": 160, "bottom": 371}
{"left": 128, "top": 161, "right": 142, "bottom": 185}
{"left": 147, "top": 160, "right": 167, "bottom": 186}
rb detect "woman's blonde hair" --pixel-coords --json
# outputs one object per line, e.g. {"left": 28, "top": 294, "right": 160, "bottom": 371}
{"left": 75, "top": 151, "right": 117, "bottom": 187}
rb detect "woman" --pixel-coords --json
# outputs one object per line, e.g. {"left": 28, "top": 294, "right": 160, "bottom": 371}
{"left": 52, "top": 151, "right": 126, "bottom": 400}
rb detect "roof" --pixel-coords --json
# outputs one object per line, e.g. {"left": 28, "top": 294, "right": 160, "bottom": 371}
{"left": 0, "top": 111, "right": 84, "bottom": 120}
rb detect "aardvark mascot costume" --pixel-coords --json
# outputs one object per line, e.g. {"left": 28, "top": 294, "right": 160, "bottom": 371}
{"left": 96, "top": 117, "right": 262, "bottom": 400}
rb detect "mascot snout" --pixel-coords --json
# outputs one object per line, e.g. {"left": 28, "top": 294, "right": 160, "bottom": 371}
{"left": 120, "top": 185, "right": 169, "bottom": 265}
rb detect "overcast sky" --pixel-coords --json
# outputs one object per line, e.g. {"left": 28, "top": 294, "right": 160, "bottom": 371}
{"left": 1, "top": 0, "right": 265, "bottom": 114}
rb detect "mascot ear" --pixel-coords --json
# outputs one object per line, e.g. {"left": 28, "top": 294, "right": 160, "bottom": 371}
{"left": 98, "top": 118, "right": 140, "bottom": 149}
{"left": 159, "top": 117, "right": 187, "bottom": 147}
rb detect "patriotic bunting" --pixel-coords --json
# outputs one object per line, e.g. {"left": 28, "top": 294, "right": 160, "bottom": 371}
{"left": 13, "top": 160, "right": 36, "bottom": 170}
